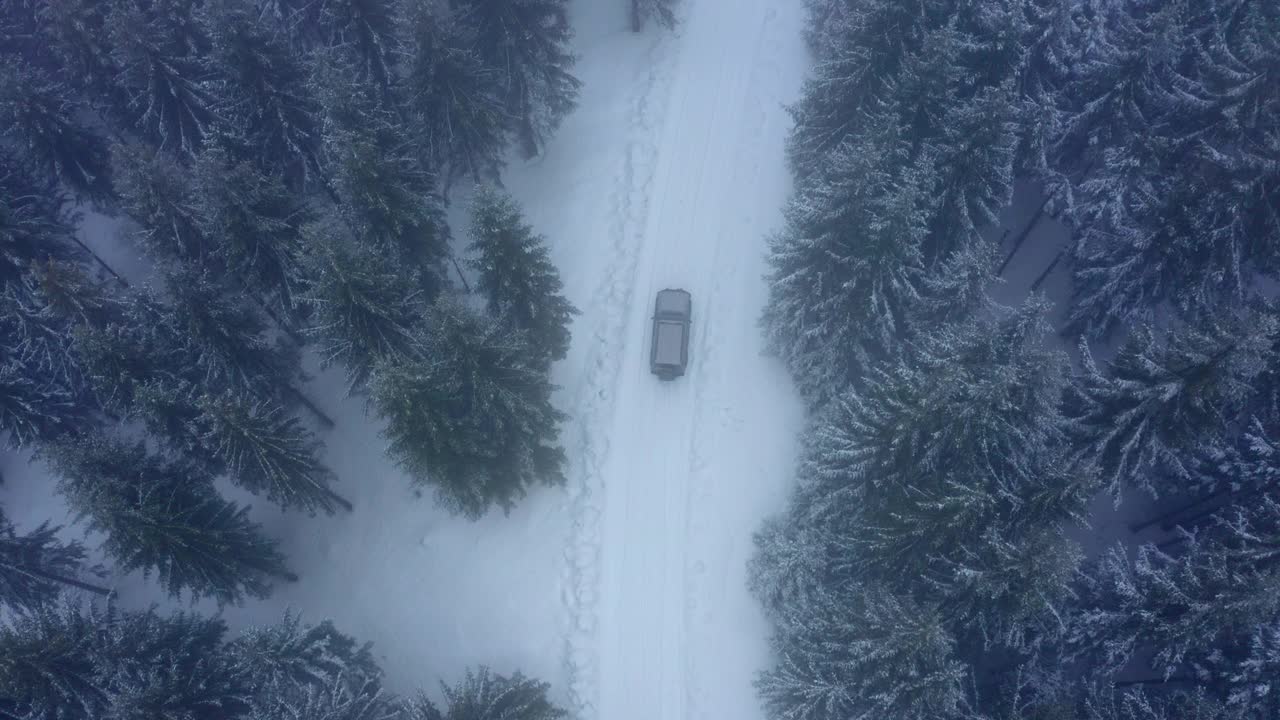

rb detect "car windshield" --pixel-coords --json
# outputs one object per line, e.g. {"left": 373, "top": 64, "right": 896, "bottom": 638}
{"left": 655, "top": 290, "right": 690, "bottom": 317}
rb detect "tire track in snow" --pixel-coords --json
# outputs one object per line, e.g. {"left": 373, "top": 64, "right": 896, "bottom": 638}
{"left": 561, "top": 28, "right": 680, "bottom": 720}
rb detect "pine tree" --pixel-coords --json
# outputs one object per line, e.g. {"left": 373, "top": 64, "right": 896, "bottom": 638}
{"left": 631, "top": 0, "right": 676, "bottom": 31}
{"left": 1068, "top": 539, "right": 1280, "bottom": 678}
{"left": 98, "top": 607, "right": 251, "bottom": 719}
{"left": 300, "top": 228, "right": 427, "bottom": 392}
{"left": 761, "top": 125, "right": 932, "bottom": 407}
{"left": 0, "top": 157, "right": 82, "bottom": 299}
{"left": 0, "top": 511, "right": 109, "bottom": 612}
{"left": 451, "top": 0, "right": 580, "bottom": 158}
{"left": 747, "top": 513, "right": 827, "bottom": 625}
{"left": 112, "top": 143, "right": 213, "bottom": 263}
{"left": 399, "top": 0, "right": 510, "bottom": 188}
{"left": 910, "top": 240, "right": 998, "bottom": 329}
{"left": 193, "top": 146, "right": 312, "bottom": 317}
{"left": 370, "top": 297, "right": 567, "bottom": 518}
{"left": 295, "top": 0, "right": 399, "bottom": 90}
{"left": 467, "top": 186, "right": 578, "bottom": 367}
{"left": 0, "top": 602, "right": 107, "bottom": 720}
{"left": 49, "top": 434, "right": 296, "bottom": 605}
{"left": 927, "top": 527, "right": 1081, "bottom": 653}
{"left": 1082, "top": 685, "right": 1229, "bottom": 720}
{"left": 199, "top": 0, "right": 324, "bottom": 192}
{"left": 230, "top": 612, "right": 380, "bottom": 710}
{"left": 923, "top": 83, "right": 1019, "bottom": 264}
{"left": 253, "top": 674, "right": 400, "bottom": 720}
{"left": 1225, "top": 618, "right": 1280, "bottom": 718}
{"left": 407, "top": 666, "right": 566, "bottom": 720}
{"left": 105, "top": 0, "right": 216, "bottom": 157}
{"left": 312, "top": 48, "right": 450, "bottom": 282}
{"left": 0, "top": 346, "right": 93, "bottom": 448}
{"left": 156, "top": 267, "right": 300, "bottom": 400}
{"left": 1065, "top": 308, "right": 1274, "bottom": 498}
{"left": 757, "top": 584, "right": 965, "bottom": 720}
{"left": 784, "top": 0, "right": 948, "bottom": 175}
{"left": 0, "top": 59, "right": 113, "bottom": 204}
{"left": 196, "top": 391, "right": 350, "bottom": 514}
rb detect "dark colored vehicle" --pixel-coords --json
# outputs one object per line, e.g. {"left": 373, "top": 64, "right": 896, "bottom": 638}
{"left": 650, "top": 288, "right": 691, "bottom": 380}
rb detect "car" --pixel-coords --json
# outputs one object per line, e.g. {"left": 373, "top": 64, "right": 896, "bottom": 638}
{"left": 650, "top": 288, "right": 691, "bottom": 380}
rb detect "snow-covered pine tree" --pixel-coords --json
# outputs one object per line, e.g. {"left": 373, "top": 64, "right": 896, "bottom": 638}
{"left": 880, "top": 23, "right": 974, "bottom": 161}
{"left": 253, "top": 674, "right": 400, "bottom": 720}
{"left": 922, "top": 83, "right": 1019, "bottom": 265}
{"left": 1224, "top": 617, "right": 1280, "bottom": 718}
{"left": 199, "top": 0, "right": 324, "bottom": 193}
{"left": 312, "top": 47, "right": 450, "bottom": 284}
{"left": 926, "top": 527, "right": 1081, "bottom": 653}
{"left": 631, "top": 0, "right": 676, "bottom": 32}
{"left": 1065, "top": 307, "right": 1275, "bottom": 498}
{"left": 406, "top": 666, "right": 566, "bottom": 720}
{"left": 467, "top": 186, "right": 578, "bottom": 367}
{"left": 196, "top": 390, "right": 349, "bottom": 514}
{"left": 398, "top": 0, "right": 509, "bottom": 190}
{"left": 757, "top": 583, "right": 964, "bottom": 720}
{"left": 1068, "top": 539, "right": 1280, "bottom": 678}
{"left": 369, "top": 297, "right": 567, "bottom": 518}
{"left": 747, "top": 512, "right": 827, "bottom": 625}
{"left": 826, "top": 299, "right": 1086, "bottom": 585}
{"left": 784, "top": 0, "right": 949, "bottom": 176}
{"left": 98, "top": 607, "right": 251, "bottom": 719}
{"left": 49, "top": 434, "right": 296, "bottom": 605}
{"left": 450, "top": 0, "right": 580, "bottom": 158}
{"left": 104, "top": 0, "right": 215, "bottom": 158}
{"left": 0, "top": 511, "right": 108, "bottom": 612}
{"left": 1081, "top": 685, "right": 1229, "bottom": 720}
{"left": 0, "top": 337, "right": 94, "bottom": 448}
{"left": 229, "top": 612, "right": 380, "bottom": 708}
{"left": 300, "top": 226, "right": 427, "bottom": 392}
{"left": 111, "top": 143, "right": 213, "bottom": 263}
{"left": 910, "top": 240, "right": 998, "bottom": 329}
{"left": 273, "top": 0, "right": 400, "bottom": 91}
{"left": 0, "top": 601, "right": 108, "bottom": 720}
{"left": 0, "top": 60, "right": 113, "bottom": 205}
{"left": 156, "top": 267, "right": 300, "bottom": 401}
{"left": 193, "top": 146, "right": 312, "bottom": 317}
{"left": 761, "top": 123, "right": 932, "bottom": 407}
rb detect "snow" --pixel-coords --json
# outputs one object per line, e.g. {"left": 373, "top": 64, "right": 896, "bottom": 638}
{"left": 0, "top": 0, "right": 810, "bottom": 716}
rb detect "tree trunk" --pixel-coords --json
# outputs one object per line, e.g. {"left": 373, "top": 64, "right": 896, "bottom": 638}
{"left": 286, "top": 384, "right": 335, "bottom": 429}
{"left": 324, "top": 487, "right": 354, "bottom": 513}
{"left": 71, "top": 237, "right": 129, "bottom": 287}
{"left": 1029, "top": 248, "right": 1065, "bottom": 291}
{"left": 451, "top": 256, "right": 472, "bottom": 293}
{"left": 631, "top": 0, "right": 643, "bottom": 31}
{"left": 997, "top": 194, "right": 1053, "bottom": 276}
{"left": 26, "top": 566, "right": 113, "bottom": 596}
{"left": 1131, "top": 488, "right": 1231, "bottom": 532}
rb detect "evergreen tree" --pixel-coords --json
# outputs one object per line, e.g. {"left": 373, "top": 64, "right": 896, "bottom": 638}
{"left": 0, "top": 344, "right": 93, "bottom": 448}
{"left": 631, "top": 0, "right": 676, "bottom": 31}
{"left": 193, "top": 146, "right": 312, "bottom": 316}
{"left": 747, "top": 512, "right": 826, "bottom": 625}
{"left": 253, "top": 674, "right": 399, "bottom": 720}
{"left": 910, "top": 240, "right": 998, "bottom": 329}
{"left": 1068, "top": 539, "right": 1280, "bottom": 678}
{"left": 1065, "top": 308, "right": 1274, "bottom": 498}
{"left": 1081, "top": 685, "right": 1229, "bottom": 720}
{"left": 756, "top": 584, "right": 964, "bottom": 720}
{"left": 407, "top": 666, "right": 566, "bottom": 720}
{"left": 761, "top": 125, "right": 932, "bottom": 406}
{"left": 196, "top": 391, "right": 349, "bottom": 514}
{"left": 0, "top": 157, "right": 81, "bottom": 299}
{"left": 49, "top": 434, "right": 295, "bottom": 605}
{"left": 105, "top": 0, "right": 216, "bottom": 157}
{"left": 370, "top": 297, "right": 567, "bottom": 518}
{"left": 450, "top": 0, "right": 580, "bottom": 158}
{"left": 467, "top": 186, "right": 578, "bottom": 367}
{"left": 399, "top": 0, "right": 510, "bottom": 188}
{"left": 112, "top": 143, "right": 213, "bottom": 263}
{"left": 0, "top": 511, "right": 108, "bottom": 612}
{"left": 312, "top": 48, "right": 450, "bottom": 281}
{"left": 99, "top": 607, "right": 251, "bottom": 720}
{"left": 199, "top": 0, "right": 324, "bottom": 192}
{"left": 300, "top": 228, "right": 427, "bottom": 392}
{"left": 923, "top": 83, "right": 1019, "bottom": 264}
{"left": 0, "top": 602, "right": 107, "bottom": 720}
{"left": 0, "top": 59, "right": 113, "bottom": 204}
{"left": 784, "top": 0, "right": 948, "bottom": 175}
{"left": 156, "top": 267, "right": 300, "bottom": 400}
{"left": 230, "top": 613, "right": 379, "bottom": 700}
{"left": 1225, "top": 618, "right": 1280, "bottom": 718}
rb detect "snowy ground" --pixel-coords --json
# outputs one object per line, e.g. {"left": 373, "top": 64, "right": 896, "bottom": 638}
{"left": 0, "top": 0, "right": 809, "bottom": 715}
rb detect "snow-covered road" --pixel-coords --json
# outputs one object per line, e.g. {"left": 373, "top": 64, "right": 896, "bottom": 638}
{"left": 511, "top": 0, "right": 808, "bottom": 717}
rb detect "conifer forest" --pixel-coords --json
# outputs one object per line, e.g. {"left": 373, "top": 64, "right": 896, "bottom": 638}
{"left": 0, "top": 0, "right": 1278, "bottom": 718}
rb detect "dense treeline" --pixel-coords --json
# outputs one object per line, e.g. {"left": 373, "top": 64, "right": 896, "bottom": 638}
{"left": 0, "top": 603, "right": 565, "bottom": 720}
{"left": 754, "top": 0, "right": 1280, "bottom": 718}
{"left": 0, "top": 0, "right": 582, "bottom": 609}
